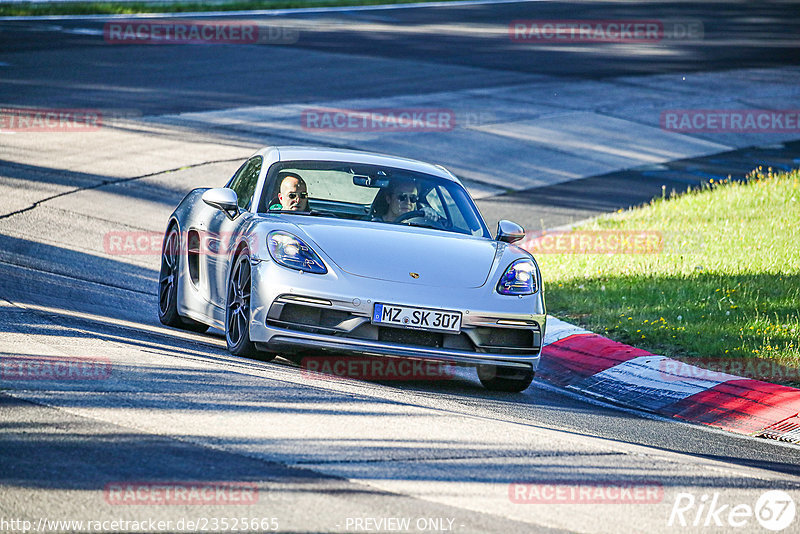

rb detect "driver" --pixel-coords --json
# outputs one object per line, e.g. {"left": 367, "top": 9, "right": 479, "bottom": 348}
{"left": 376, "top": 179, "right": 441, "bottom": 223}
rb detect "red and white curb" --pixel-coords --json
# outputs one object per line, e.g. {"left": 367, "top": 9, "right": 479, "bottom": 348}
{"left": 540, "top": 316, "right": 800, "bottom": 443}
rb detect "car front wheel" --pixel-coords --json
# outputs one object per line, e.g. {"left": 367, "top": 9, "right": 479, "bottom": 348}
{"left": 477, "top": 364, "right": 534, "bottom": 392}
{"left": 225, "top": 252, "right": 276, "bottom": 362}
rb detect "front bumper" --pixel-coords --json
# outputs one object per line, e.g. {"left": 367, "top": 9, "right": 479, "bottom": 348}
{"left": 248, "top": 259, "right": 546, "bottom": 370}
{"left": 257, "top": 329, "right": 539, "bottom": 370}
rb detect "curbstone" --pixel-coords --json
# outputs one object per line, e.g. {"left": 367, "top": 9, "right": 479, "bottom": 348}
{"left": 540, "top": 315, "right": 800, "bottom": 442}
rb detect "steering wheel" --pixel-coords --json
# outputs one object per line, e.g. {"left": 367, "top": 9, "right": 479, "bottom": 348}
{"left": 394, "top": 209, "right": 452, "bottom": 229}
{"left": 394, "top": 210, "right": 426, "bottom": 223}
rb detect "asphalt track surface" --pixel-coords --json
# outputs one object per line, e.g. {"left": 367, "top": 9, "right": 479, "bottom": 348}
{"left": 1, "top": 1, "right": 800, "bottom": 533}
{"left": 1, "top": 0, "right": 800, "bottom": 114}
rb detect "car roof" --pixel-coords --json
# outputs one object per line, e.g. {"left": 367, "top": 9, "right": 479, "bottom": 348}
{"left": 259, "top": 146, "right": 458, "bottom": 183}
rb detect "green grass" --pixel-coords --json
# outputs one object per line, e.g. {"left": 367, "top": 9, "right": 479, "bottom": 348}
{"left": 0, "top": 0, "right": 452, "bottom": 17}
{"left": 539, "top": 167, "right": 800, "bottom": 386}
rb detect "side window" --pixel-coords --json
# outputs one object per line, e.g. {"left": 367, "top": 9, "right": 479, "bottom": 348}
{"left": 437, "top": 186, "right": 476, "bottom": 235}
{"left": 228, "top": 157, "right": 262, "bottom": 210}
{"left": 227, "top": 161, "right": 247, "bottom": 188}
{"left": 424, "top": 187, "right": 444, "bottom": 215}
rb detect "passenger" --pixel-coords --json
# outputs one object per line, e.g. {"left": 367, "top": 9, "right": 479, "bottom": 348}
{"left": 277, "top": 173, "right": 309, "bottom": 211}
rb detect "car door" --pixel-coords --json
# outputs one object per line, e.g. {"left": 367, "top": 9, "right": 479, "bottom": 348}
{"left": 206, "top": 156, "right": 262, "bottom": 313}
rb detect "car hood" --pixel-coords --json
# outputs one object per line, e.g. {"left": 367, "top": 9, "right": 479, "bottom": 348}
{"left": 298, "top": 222, "right": 499, "bottom": 288}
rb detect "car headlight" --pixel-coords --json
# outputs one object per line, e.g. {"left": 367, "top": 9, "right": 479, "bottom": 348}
{"left": 267, "top": 231, "right": 327, "bottom": 274}
{"left": 497, "top": 259, "right": 537, "bottom": 295}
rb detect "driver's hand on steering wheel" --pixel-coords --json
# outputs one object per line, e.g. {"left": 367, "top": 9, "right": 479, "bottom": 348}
{"left": 420, "top": 205, "right": 443, "bottom": 222}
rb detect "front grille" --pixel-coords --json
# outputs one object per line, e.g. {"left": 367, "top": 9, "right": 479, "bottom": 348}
{"left": 378, "top": 327, "right": 444, "bottom": 348}
{"left": 479, "top": 327, "right": 534, "bottom": 347}
{"left": 267, "top": 298, "right": 537, "bottom": 355}
{"left": 267, "top": 301, "right": 356, "bottom": 334}
{"left": 280, "top": 303, "right": 351, "bottom": 329}
{"left": 468, "top": 326, "right": 541, "bottom": 353}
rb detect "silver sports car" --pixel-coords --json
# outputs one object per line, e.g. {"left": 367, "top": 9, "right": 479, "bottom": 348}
{"left": 159, "top": 146, "right": 546, "bottom": 392}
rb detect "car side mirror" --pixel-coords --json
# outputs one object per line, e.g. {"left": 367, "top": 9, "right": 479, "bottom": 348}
{"left": 496, "top": 220, "right": 525, "bottom": 243}
{"left": 202, "top": 188, "right": 240, "bottom": 220}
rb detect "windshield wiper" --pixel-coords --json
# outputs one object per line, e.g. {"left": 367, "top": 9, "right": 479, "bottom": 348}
{"left": 404, "top": 220, "right": 443, "bottom": 230}
{"left": 307, "top": 210, "right": 340, "bottom": 218}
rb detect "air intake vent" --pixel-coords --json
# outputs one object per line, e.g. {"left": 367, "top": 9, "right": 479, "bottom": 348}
{"left": 378, "top": 327, "right": 443, "bottom": 348}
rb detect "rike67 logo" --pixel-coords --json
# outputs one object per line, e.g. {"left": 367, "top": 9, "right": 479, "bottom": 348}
{"left": 668, "top": 490, "right": 795, "bottom": 531}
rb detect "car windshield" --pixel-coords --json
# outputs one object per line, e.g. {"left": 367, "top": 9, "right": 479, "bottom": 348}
{"left": 259, "top": 160, "right": 491, "bottom": 238}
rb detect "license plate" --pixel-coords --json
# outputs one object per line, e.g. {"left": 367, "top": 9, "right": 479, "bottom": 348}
{"left": 372, "top": 303, "right": 462, "bottom": 333}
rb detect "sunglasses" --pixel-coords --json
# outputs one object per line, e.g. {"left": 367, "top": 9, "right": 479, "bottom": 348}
{"left": 286, "top": 192, "right": 308, "bottom": 199}
{"left": 396, "top": 193, "right": 418, "bottom": 203}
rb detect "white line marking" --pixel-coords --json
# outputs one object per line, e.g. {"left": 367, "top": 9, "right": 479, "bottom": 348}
{"left": 64, "top": 27, "right": 103, "bottom": 35}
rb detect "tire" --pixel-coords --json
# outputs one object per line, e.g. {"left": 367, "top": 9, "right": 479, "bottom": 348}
{"left": 158, "top": 225, "right": 209, "bottom": 333}
{"left": 225, "top": 251, "right": 276, "bottom": 362}
{"left": 477, "top": 364, "right": 534, "bottom": 392}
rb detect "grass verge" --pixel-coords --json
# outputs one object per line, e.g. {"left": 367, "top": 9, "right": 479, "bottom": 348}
{"left": 537, "top": 167, "right": 800, "bottom": 386}
{"left": 0, "top": 0, "right": 451, "bottom": 17}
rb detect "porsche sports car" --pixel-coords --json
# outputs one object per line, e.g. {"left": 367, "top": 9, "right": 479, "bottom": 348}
{"left": 159, "top": 146, "right": 546, "bottom": 392}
